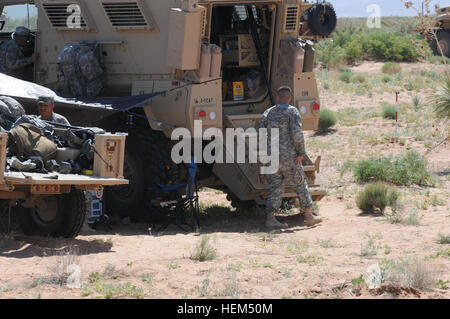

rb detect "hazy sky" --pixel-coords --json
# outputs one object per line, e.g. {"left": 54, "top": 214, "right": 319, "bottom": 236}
{"left": 2, "top": 1, "right": 448, "bottom": 19}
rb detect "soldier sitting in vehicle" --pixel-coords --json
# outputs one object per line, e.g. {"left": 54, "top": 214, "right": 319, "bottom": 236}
{"left": 258, "top": 86, "right": 322, "bottom": 229}
{"left": 37, "top": 96, "right": 71, "bottom": 126}
{"left": 0, "top": 26, "right": 37, "bottom": 80}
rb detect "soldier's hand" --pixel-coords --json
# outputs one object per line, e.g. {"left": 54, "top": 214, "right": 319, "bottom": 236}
{"left": 32, "top": 53, "right": 38, "bottom": 62}
{"left": 294, "top": 156, "right": 303, "bottom": 166}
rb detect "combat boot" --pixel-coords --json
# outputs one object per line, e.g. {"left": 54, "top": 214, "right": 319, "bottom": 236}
{"left": 265, "top": 211, "right": 288, "bottom": 229}
{"left": 304, "top": 207, "right": 322, "bottom": 227}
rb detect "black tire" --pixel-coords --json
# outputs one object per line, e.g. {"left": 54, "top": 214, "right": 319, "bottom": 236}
{"left": 105, "top": 150, "right": 145, "bottom": 217}
{"left": 225, "top": 191, "right": 265, "bottom": 216}
{"left": 430, "top": 30, "right": 450, "bottom": 58}
{"left": 307, "top": 4, "right": 337, "bottom": 36}
{"left": 105, "top": 125, "right": 179, "bottom": 219}
{"left": 17, "top": 189, "right": 87, "bottom": 238}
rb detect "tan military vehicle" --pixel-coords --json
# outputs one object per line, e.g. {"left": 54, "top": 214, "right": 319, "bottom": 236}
{"left": 0, "top": 0, "right": 337, "bottom": 218}
{"left": 427, "top": 4, "right": 450, "bottom": 57}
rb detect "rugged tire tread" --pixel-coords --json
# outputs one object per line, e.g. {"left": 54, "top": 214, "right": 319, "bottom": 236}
{"left": 59, "top": 189, "right": 87, "bottom": 238}
{"left": 17, "top": 189, "right": 87, "bottom": 238}
{"left": 106, "top": 125, "right": 179, "bottom": 218}
{"left": 307, "top": 4, "right": 337, "bottom": 37}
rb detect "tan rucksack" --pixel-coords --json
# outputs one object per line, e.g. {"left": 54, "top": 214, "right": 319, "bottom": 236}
{"left": 8, "top": 123, "right": 57, "bottom": 161}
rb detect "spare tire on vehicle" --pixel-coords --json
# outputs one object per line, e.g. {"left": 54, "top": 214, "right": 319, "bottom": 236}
{"left": 307, "top": 3, "right": 337, "bottom": 37}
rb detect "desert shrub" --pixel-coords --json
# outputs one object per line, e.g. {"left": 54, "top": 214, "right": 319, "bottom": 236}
{"left": 315, "top": 39, "right": 346, "bottom": 69}
{"left": 351, "top": 151, "right": 434, "bottom": 186}
{"left": 412, "top": 95, "right": 421, "bottom": 110}
{"left": 365, "top": 31, "right": 421, "bottom": 62}
{"left": 382, "top": 75, "right": 392, "bottom": 83}
{"left": 382, "top": 103, "right": 396, "bottom": 119}
{"left": 190, "top": 235, "right": 217, "bottom": 262}
{"left": 429, "top": 55, "right": 450, "bottom": 65}
{"left": 319, "top": 27, "right": 426, "bottom": 65}
{"left": 351, "top": 74, "right": 367, "bottom": 83}
{"left": 318, "top": 108, "right": 337, "bottom": 132}
{"left": 339, "top": 71, "right": 352, "bottom": 83}
{"left": 382, "top": 62, "right": 402, "bottom": 75}
{"left": 345, "top": 37, "right": 364, "bottom": 63}
{"left": 379, "top": 257, "right": 437, "bottom": 290}
{"left": 356, "top": 183, "right": 399, "bottom": 214}
{"left": 437, "top": 234, "right": 450, "bottom": 244}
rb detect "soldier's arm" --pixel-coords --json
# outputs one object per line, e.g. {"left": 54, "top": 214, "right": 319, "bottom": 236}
{"left": 5, "top": 45, "right": 32, "bottom": 70}
{"left": 289, "top": 109, "right": 306, "bottom": 157}
{"left": 257, "top": 111, "right": 268, "bottom": 130}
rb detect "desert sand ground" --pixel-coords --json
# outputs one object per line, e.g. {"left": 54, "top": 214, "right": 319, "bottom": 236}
{"left": 0, "top": 61, "right": 449, "bottom": 299}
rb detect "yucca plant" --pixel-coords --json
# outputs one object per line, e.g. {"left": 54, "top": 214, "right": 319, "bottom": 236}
{"left": 431, "top": 73, "right": 450, "bottom": 120}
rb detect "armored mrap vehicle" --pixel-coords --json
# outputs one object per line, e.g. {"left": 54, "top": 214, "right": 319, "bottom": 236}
{"left": 425, "top": 4, "right": 450, "bottom": 57}
{"left": 0, "top": 0, "right": 337, "bottom": 217}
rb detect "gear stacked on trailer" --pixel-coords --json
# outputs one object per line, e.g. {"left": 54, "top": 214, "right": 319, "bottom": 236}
{"left": 0, "top": 93, "right": 128, "bottom": 238}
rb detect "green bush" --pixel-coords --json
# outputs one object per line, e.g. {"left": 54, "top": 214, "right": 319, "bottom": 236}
{"left": 316, "top": 39, "right": 346, "bottom": 69}
{"left": 429, "top": 55, "right": 450, "bottom": 65}
{"left": 350, "top": 151, "right": 434, "bottom": 186}
{"left": 330, "top": 28, "right": 425, "bottom": 63}
{"left": 356, "top": 183, "right": 399, "bottom": 214}
{"left": 382, "top": 103, "right": 396, "bottom": 119}
{"left": 382, "top": 62, "right": 402, "bottom": 74}
{"left": 190, "top": 235, "right": 217, "bottom": 262}
{"left": 318, "top": 108, "right": 337, "bottom": 132}
{"left": 351, "top": 74, "right": 367, "bottom": 83}
{"left": 382, "top": 75, "right": 392, "bottom": 83}
{"left": 339, "top": 71, "right": 352, "bottom": 83}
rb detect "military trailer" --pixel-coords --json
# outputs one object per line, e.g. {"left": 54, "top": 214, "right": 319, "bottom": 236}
{"left": 0, "top": 130, "right": 128, "bottom": 238}
{"left": 0, "top": 0, "right": 337, "bottom": 218}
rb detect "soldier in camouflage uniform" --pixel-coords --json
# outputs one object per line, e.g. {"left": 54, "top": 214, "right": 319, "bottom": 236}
{"left": 0, "top": 26, "right": 37, "bottom": 80}
{"left": 37, "top": 96, "right": 71, "bottom": 126}
{"left": 258, "top": 86, "right": 322, "bottom": 229}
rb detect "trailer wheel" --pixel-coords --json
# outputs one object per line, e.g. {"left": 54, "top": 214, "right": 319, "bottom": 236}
{"left": 17, "top": 189, "right": 87, "bottom": 238}
{"left": 307, "top": 4, "right": 337, "bottom": 37}
{"left": 430, "top": 30, "right": 450, "bottom": 57}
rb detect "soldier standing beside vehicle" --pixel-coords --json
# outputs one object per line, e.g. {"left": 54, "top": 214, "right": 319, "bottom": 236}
{"left": 258, "top": 86, "right": 322, "bottom": 229}
{"left": 37, "top": 96, "right": 71, "bottom": 126}
{"left": 0, "top": 26, "right": 37, "bottom": 80}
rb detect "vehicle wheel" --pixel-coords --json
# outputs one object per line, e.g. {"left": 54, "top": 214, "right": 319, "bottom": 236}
{"left": 105, "top": 126, "right": 179, "bottom": 219}
{"left": 105, "top": 150, "right": 145, "bottom": 217}
{"left": 307, "top": 4, "right": 337, "bottom": 36}
{"left": 225, "top": 192, "right": 265, "bottom": 215}
{"left": 17, "top": 189, "right": 87, "bottom": 238}
{"left": 430, "top": 30, "right": 450, "bottom": 57}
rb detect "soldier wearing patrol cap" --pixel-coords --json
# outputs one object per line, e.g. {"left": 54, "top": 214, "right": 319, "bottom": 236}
{"left": 37, "top": 96, "right": 71, "bottom": 126}
{"left": 0, "top": 26, "right": 37, "bottom": 80}
{"left": 258, "top": 86, "right": 322, "bottom": 229}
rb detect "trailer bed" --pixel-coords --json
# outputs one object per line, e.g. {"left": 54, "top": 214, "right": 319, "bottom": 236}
{"left": 3, "top": 171, "right": 129, "bottom": 186}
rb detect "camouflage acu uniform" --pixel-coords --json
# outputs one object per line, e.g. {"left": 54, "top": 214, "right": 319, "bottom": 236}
{"left": 58, "top": 43, "right": 104, "bottom": 97}
{"left": 38, "top": 112, "right": 71, "bottom": 126}
{"left": 258, "top": 102, "right": 313, "bottom": 213}
{"left": 0, "top": 39, "right": 33, "bottom": 80}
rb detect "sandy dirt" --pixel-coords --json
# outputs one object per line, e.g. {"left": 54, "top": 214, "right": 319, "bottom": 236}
{"left": 0, "top": 61, "right": 449, "bottom": 299}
